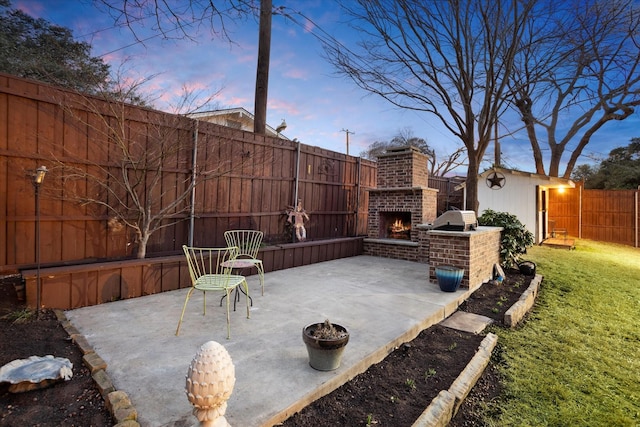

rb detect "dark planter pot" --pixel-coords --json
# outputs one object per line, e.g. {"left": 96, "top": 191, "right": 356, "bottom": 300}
{"left": 302, "top": 323, "right": 350, "bottom": 371}
{"left": 518, "top": 261, "right": 536, "bottom": 276}
{"left": 435, "top": 266, "right": 464, "bottom": 292}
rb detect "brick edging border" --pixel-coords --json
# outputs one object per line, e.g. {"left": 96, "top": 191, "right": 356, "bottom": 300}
{"left": 412, "top": 333, "right": 498, "bottom": 427}
{"left": 504, "top": 274, "right": 543, "bottom": 327}
{"left": 412, "top": 272, "right": 543, "bottom": 426}
{"left": 54, "top": 310, "right": 140, "bottom": 427}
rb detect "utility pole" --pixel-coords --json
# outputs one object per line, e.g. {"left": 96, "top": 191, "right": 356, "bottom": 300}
{"left": 253, "top": 0, "right": 272, "bottom": 134}
{"left": 341, "top": 129, "right": 354, "bottom": 155}
{"left": 494, "top": 120, "right": 501, "bottom": 167}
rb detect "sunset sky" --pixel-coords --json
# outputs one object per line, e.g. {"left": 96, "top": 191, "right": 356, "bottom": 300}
{"left": 14, "top": 0, "right": 639, "bottom": 175}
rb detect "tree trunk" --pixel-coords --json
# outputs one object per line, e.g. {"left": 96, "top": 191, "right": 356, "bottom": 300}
{"left": 548, "top": 145, "right": 564, "bottom": 177}
{"left": 136, "top": 233, "right": 149, "bottom": 259}
{"left": 516, "top": 97, "right": 546, "bottom": 175}
{"left": 465, "top": 154, "right": 481, "bottom": 213}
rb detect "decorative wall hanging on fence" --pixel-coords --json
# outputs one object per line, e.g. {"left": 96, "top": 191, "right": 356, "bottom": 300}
{"left": 286, "top": 200, "right": 310, "bottom": 242}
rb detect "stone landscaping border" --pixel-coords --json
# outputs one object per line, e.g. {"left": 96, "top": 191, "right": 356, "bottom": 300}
{"left": 54, "top": 310, "right": 140, "bottom": 427}
{"left": 412, "top": 333, "right": 498, "bottom": 427}
{"left": 504, "top": 274, "right": 542, "bottom": 328}
{"left": 54, "top": 273, "right": 543, "bottom": 427}
{"left": 412, "top": 273, "right": 543, "bottom": 426}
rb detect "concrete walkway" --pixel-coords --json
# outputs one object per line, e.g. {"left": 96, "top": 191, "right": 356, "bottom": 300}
{"left": 65, "top": 255, "right": 473, "bottom": 427}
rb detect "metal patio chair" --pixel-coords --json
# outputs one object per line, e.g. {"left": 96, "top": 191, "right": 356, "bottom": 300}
{"left": 176, "top": 245, "right": 250, "bottom": 339}
{"left": 224, "top": 230, "right": 265, "bottom": 295}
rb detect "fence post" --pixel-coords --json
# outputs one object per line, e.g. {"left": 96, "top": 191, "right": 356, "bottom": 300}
{"left": 579, "top": 183, "right": 583, "bottom": 239}
{"left": 635, "top": 185, "right": 640, "bottom": 248}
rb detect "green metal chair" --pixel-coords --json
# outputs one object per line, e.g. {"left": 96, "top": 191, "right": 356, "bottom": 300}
{"left": 176, "top": 245, "right": 250, "bottom": 339}
{"left": 224, "top": 230, "right": 265, "bottom": 295}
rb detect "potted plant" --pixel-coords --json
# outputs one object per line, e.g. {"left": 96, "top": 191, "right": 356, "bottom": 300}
{"left": 302, "top": 319, "right": 350, "bottom": 371}
{"left": 435, "top": 265, "right": 464, "bottom": 292}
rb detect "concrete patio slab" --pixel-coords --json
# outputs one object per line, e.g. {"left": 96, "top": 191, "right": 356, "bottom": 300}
{"left": 65, "top": 255, "right": 474, "bottom": 427}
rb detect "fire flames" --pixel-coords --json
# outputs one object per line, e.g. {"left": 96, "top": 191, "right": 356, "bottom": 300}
{"left": 389, "top": 219, "right": 410, "bottom": 233}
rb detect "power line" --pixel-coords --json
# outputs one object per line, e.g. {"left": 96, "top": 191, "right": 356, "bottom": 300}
{"left": 96, "top": 10, "right": 220, "bottom": 58}
{"left": 41, "top": 4, "right": 222, "bottom": 59}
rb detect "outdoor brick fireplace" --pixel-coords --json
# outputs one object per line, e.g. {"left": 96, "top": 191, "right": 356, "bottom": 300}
{"left": 363, "top": 145, "right": 502, "bottom": 290}
{"left": 364, "top": 146, "right": 438, "bottom": 261}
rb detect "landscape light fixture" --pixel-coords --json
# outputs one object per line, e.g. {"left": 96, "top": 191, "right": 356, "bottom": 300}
{"left": 34, "top": 165, "right": 48, "bottom": 185}
{"left": 33, "top": 165, "right": 47, "bottom": 316}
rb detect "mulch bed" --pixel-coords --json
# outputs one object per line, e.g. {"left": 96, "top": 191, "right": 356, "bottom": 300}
{"left": 0, "top": 269, "right": 534, "bottom": 427}
{"left": 0, "top": 276, "right": 112, "bottom": 426}
{"left": 282, "top": 269, "right": 533, "bottom": 426}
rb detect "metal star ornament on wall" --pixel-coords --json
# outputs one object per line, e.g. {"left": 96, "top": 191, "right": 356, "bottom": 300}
{"left": 486, "top": 171, "right": 506, "bottom": 189}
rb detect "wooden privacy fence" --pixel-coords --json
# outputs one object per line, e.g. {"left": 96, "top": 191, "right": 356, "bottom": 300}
{"left": 0, "top": 73, "right": 376, "bottom": 273}
{"left": 428, "top": 175, "right": 465, "bottom": 214}
{"left": 548, "top": 183, "right": 639, "bottom": 247}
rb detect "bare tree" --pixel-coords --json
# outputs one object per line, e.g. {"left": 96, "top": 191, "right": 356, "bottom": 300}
{"left": 510, "top": 0, "right": 640, "bottom": 178}
{"left": 432, "top": 146, "right": 467, "bottom": 177}
{"left": 390, "top": 130, "right": 467, "bottom": 177}
{"left": 95, "top": 0, "right": 255, "bottom": 43}
{"left": 324, "top": 0, "right": 533, "bottom": 211}
{"left": 48, "top": 77, "right": 250, "bottom": 258}
{"left": 360, "top": 128, "right": 466, "bottom": 177}
{"left": 97, "top": 0, "right": 276, "bottom": 135}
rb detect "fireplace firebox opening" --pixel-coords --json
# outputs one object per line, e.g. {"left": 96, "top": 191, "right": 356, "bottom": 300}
{"left": 380, "top": 211, "right": 412, "bottom": 240}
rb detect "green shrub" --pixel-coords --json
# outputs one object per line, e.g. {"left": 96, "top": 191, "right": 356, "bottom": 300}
{"left": 478, "top": 209, "right": 534, "bottom": 269}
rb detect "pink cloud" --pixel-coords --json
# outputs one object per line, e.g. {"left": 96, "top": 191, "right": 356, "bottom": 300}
{"left": 182, "top": 81, "right": 210, "bottom": 92}
{"left": 304, "top": 19, "right": 315, "bottom": 34}
{"left": 219, "top": 95, "right": 252, "bottom": 109}
{"left": 236, "top": 52, "right": 257, "bottom": 64}
{"left": 268, "top": 99, "right": 301, "bottom": 116}
{"left": 283, "top": 68, "right": 308, "bottom": 80}
{"left": 14, "top": 1, "right": 45, "bottom": 17}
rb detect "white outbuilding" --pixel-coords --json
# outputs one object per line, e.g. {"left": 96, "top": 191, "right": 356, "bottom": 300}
{"left": 477, "top": 167, "right": 575, "bottom": 244}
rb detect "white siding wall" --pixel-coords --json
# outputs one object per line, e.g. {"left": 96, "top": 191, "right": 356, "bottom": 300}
{"left": 477, "top": 173, "right": 539, "bottom": 240}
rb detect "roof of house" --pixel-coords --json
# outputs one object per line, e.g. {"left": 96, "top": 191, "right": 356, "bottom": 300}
{"left": 187, "top": 107, "right": 289, "bottom": 139}
{"left": 479, "top": 167, "right": 575, "bottom": 188}
{"left": 453, "top": 166, "right": 575, "bottom": 190}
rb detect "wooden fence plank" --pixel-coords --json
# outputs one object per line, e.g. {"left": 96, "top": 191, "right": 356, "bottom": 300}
{"left": 549, "top": 184, "right": 638, "bottom": 247}
{"left": 72, "top": 271, "right": 96, "bottom": 308}
{"left": 0, "top": 74, "right": 380, "bottom": 271}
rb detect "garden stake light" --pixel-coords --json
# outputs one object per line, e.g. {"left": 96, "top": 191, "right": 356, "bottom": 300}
{"left": 33, "top": 165, "right": 47, "bottom": 317}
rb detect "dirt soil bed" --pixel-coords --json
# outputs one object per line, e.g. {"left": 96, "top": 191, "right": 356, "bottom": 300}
{"left": 0, "top": 270, "right": 532, "bottom": 427}
{"left": 0, "top": 277, "right": 112, "bottom": 426}
{"left": 282, "top": 270, "right": 530, "bottom": 426}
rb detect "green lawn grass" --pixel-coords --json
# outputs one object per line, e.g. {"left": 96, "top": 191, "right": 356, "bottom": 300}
{"left": 484, "top": 239, "right": 640, "bottom": 426}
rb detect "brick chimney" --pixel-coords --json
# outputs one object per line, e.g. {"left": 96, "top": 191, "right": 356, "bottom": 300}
{"left": 367, "top": 146, "right": 437, "bottom": 243}
{"left": 376, "top": 146, "right": 429, "bottom": 189}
